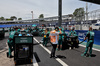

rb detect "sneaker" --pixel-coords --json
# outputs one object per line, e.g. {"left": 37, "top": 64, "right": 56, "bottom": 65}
{"left": 81, "top": 54, "right": 86, "bottom": 57}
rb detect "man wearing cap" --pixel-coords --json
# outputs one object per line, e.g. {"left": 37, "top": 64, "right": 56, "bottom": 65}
{"left": 81, "top": 27, "right": 95, "bottom": 57}
{"left": 49, "top": 27, "right": 61, "bottom": 58}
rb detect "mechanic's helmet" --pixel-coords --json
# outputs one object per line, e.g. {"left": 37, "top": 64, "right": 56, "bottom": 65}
{"left": 19, "top": 34, "right": 22, "bottom": 36}
{"left": 27, "top": 34, "right": 30, "bottom": 36}
{"left": 55, "top": 27, "right": 59, "bottom": 31}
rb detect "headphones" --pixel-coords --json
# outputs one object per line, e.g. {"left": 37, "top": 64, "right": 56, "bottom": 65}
{"left": 55, "top": 27, "right": 59, "bottom": 31}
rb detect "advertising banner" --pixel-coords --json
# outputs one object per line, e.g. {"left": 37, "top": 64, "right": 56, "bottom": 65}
{"left": 65, "top": 30, "right": 100, "bottom": 45}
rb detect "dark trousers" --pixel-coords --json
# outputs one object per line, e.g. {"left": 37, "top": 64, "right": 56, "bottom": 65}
{"left": 84, "top": 41, "right": 93, "bottom": 56}
{"left": 51, "top": 44, "right": 57, "bottom": 57}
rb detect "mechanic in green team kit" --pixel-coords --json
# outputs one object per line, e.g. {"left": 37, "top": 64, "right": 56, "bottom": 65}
{"left": 7, "top": 27, "right": 18, "bottom": 58}
{"left": 43, "top": 28, "right": 49, "bottom": 47}
{"left": 69, "top": 27, "right": 77, "bottom": 36}
{"left": 56, "top": 27, "right": 64, "bottom": 51}
{"left": 68, "top": 28, "right": 72, "bottom": 36}
{"left": 81, "top": 27, "right": 95, "bottom": 57}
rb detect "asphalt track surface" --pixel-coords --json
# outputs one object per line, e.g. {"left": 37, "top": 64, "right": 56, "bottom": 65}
{"left": 0, "top": 33, "right": 100, "bottom": 66}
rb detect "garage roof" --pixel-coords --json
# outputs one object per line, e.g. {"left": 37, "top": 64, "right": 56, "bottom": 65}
{"left": 80, "top": 0, "right": 100, "bottom": 4}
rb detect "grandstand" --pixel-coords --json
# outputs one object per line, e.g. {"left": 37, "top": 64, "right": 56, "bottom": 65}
{"left": 0, "top": 9, "right": 100, "bottom": 30}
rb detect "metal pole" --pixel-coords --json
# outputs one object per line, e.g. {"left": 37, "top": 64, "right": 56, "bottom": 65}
{"left": 86, "top": 2, "right": 88, "bottom": 21}
{"left": 31, "top": 11, "right": 33, "bottom": 19}
{"left": 31, "top": 11, "right": 33, "bottom": 22}
{"left": 58, "top": 0, "right": 62, "bottom": 27}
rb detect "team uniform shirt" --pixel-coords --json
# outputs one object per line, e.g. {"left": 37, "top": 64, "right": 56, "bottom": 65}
{"left": 8, "top": 31, "right": 16, "bottom": 44}
{"left": 58, "top": 31, "right": 63, "bottom": 40}
{"left": 69, "top": 31, "right": 72, "bottom": 36}
{"left": 50, "top": 30, "right": 59, "bottom": 44}
{"left": 69, "top": 31, "right": 77, "bottom": 36}
{"left": 9, "top": 31, "right": 16, "bottom": 39}
{"left": 86, "top": 31, "right": 95, "bottom": 42}
{"left": 25, "top": 29, "right": 29, "bottom": 33}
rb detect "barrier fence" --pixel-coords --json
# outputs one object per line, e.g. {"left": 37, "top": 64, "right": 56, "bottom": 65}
{"left": 65, "top": 30, "right": 100, "bottom": 45}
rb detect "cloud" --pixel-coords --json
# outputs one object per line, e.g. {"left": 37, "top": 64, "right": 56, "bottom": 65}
{"left": 0, "top": 0, "right": 100, "bottom": 20}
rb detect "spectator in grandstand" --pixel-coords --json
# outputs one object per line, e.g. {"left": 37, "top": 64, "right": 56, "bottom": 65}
{"left": 81, "top": 27, "right": 95, "bottom": 57}
{"left": 49, "top": 27, "right": 61, "bottom": 58}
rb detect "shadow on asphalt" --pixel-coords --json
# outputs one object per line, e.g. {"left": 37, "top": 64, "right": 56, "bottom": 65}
{"left": 86, "top": 53, "right": 96, "bottom": 57}
{"left": 46, "top": 44, "right": 52, "bottom": 47}
{"left": 33, "top": 43, "right": 40, "bottom": 45}
{"left": 33, "top": 52, "right": 41, "bottom": 62}
{"left": 91, "top": 54, "right": 96, "bottom": 57}
{"left": 0, "top": 48, "right": 8, "bottom": 54}
{"left": 73, "top": 49, "right": 84, "bottom": 53}
{"left": 56, "top": 55, "right": 66, "bottom": 59}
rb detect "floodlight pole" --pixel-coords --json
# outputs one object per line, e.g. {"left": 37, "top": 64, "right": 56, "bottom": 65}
{"left": 58, "top": 0, "right": 62, "bottom": 27}
{"left": 31, "top": 11, "right": 33, "bottom": 22}
{"left": 86, "top": 2, "right": 88, "bottom": 21}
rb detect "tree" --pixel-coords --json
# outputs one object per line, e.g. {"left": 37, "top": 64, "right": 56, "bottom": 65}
{"left": 39, "top": 14, "right": 44, "bottom": 22}
{"left": 6, "top": 19, "right": 12, "bottom": 21}
{"left": 39, "top": 14, "right": 44, "bottom": 19}
{"left": 73, "top": 8, "right": 85, "bottom": 21}
{"left": 10, "top": 16, "right": 17, "bottom": 21}
{"left": 18, "top": 18, "right": 22, "bottom": 20}
{"left": 0, "top": 17, "right": 5, "bottom": 20}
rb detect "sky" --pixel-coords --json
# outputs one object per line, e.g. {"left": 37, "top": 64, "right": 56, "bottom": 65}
{"left": 0, "top": 0, "right": 100, "bottom": 20}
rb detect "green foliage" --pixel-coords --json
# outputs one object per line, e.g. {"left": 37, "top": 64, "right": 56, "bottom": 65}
{"left": 6, "top": 19, "right": 12, "bottom": 21}
{"left": 18, "top": 18, "right": 22, "bottom": 20}
{"left": 39, "top": 14, "right": 44, "bottom": 18}
{"left": 0, "top": 17, "right": 5, "bottom": 20}
{"left": 10, "top": 16, "right": 17, "bottom": 20}
{"left": 39, "top": 14, "right": 44, "bottom": 22}
{"left": 0, "top": 16, "right": 22, "bottom": 21}
{"left": 73, "top": 8, "right": 85, "bottom": 21}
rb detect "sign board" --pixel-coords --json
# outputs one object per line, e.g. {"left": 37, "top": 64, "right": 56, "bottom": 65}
{"left": 15, "top": 36, "right": 33, "bottom": 44}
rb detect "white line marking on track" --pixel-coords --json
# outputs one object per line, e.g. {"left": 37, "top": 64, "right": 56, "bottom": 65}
{"left": 34, "top": 38, "right": 69, "bottom": 66}
{"left": 79, "top": 44, "right": 100, "bottom": 52}
{"left": 33, "top": 55, "right": 39, "bottom": 66}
